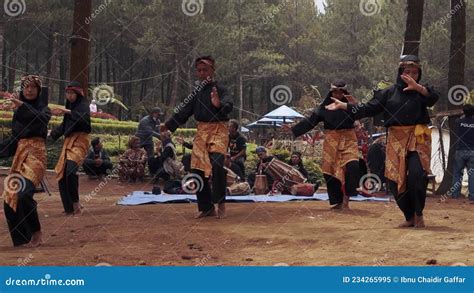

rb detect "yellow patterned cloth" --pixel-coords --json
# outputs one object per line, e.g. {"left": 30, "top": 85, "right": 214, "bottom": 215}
{"left": 3, "top": 138, "right": 47, "bottom": 212}
{"left": 55, "top": 132, "right": 90, "bottom": 181}
{"left": 385, "top": 125, "right": 431, "bottom": 193}
{"left": 191, "top": 122, "right": 229, "bottom": 178}
{"left": 321, "top": 129, "right": 359, "bottom": 186}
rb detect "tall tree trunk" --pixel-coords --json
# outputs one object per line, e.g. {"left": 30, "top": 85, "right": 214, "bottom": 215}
{"left": 8, "top": 50, "right": 16, "bottom": 91}
{"left": 105, "top": 50, "right": 111, "bottom": 82}
{"left": 24, "top": 40, "right": 29, "bottom": 72}
{"left": 436, "top": 0, "right": 466, "bottom": 195}
{"left": 98, "top": 44, "right": 103, "bottom": 83}
{"left": 70, "top": 0, "right": 92, "bottom": 98}
{"left": 58, "top": 42, "right": 67, "bottom": 105}
{"left": 169, "top": 55, "right": 179, "bottom": 107}
{"left": 402, "top": 0, "right": 424, "bottom": 56}
{"left": 237, "top": 0, "right": 243, "bottom": 123}
{"left": 45, "top": 25, "right": 58, "bottom": 100}
{"left": 0, "top": 18, "right": 4, "bottom": 84}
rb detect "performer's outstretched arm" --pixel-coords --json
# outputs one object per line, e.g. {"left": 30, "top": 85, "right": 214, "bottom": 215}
{"left": 164, "top": 97, "right": 195, "bottom": 132}
{"left": 290, "top": 109, "right": 323, "bottom": 138}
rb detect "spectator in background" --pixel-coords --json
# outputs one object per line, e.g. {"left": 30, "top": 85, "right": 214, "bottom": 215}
{"left": 118, "top": 136, "right": 147, "bottom": 183}
{"left": 247, "top": 146, "right": 275, "bottom": 188}
{"left": 135, "top": 107, "right": 163, "bottom": 158}
{"left": 149, "top": 131, "right": 184, "bottom": 182}
{"left": 83, "top": 137, "right": 113, "bottom": 179}
{"left": 89, "top": 100, "right": 97, "bottom": 113}
{"left": 449, "top": 103, "right": 474, "bottom": 202}
{"left": 228, "top": 119, "right": 247, "bottom": 176}
{"left": 288, "top": 152, "right": 308, "bottom": 179}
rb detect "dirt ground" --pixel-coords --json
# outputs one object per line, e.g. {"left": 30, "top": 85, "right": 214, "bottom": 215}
{"left": 0, "top": 169, "right": 473, "bottom": 267}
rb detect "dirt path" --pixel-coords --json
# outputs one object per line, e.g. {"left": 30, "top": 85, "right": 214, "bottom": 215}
{"left": 0, "top": 170, "right": 472, "bottom": 266}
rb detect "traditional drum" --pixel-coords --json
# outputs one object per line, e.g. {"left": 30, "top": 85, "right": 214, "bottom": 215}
{"left": 264, "top": 158, "right": 306, "bottom": 191}
{"left": 225, "top": 167, "right": 240, "bottom": 186}
{"left": 254, "top": 174, "right": 269, "bottom": 195}
{"left": 227, "top": 182, "right": 251, "bottom": 196}
{"left": 290, "top": 183, "right": 315, "bottom": 196}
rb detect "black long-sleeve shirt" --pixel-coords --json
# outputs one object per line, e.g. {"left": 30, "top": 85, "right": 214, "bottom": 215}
{"left": 51, "top": 96, "right": 91, "bottom": 140}
{"left": 84, "top": 149, "right": 111, "bottom": 166}
{"left": 347, "top": 85, "right": 439, "bottom": 126}
{"left": 0, "top": 96, "right": 51, "bottom": 158}
{"left": 165, "top": 81, "right": 233, "bottom": 132}
{"left": 12, "top": 100, "right": 52, "bottom": 140}
{"left": 291, "top": 107, "right": 355, "bottom": 138}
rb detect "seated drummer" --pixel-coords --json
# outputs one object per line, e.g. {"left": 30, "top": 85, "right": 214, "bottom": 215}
{"left": 288, "top": 152, "right": 308, "bottom": 179}
{"left": 224, "top": 153, "right": 245, "bottom": 180}
{"left": 247, "top": 146, "right": 275, "bottom": 188}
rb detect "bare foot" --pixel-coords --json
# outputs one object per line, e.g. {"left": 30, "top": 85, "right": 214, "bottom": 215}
{"left": 24, "top": 231, "right": 42, "bottom": 248}
{"left": 398, "top": 219, "right": 415, "bottom": 228}
{"left": 414, "top": 215, "right": 425, "bottom": 228}
{"left": 342, "top": 196, "right": 350, "bottom": 210}
{"left": 195, "top": 209, "right": 216, "bottom": 219}
{"left": 216, "top": 203, "right": 226, "bottom": 219}
{"left": 73, "top": 202, "right": 82, "bottom": 215}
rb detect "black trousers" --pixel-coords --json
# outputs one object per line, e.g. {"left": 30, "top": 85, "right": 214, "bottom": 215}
{"left": 58, "top": 160, "right": 79, "bottom": 214}
{"left": 148, "top": 157, "right": 170, "bottom": 181}
{"left": 388, "top": 151, "right": 428, "bottom": 221}
{"left": 143, "top": 144, "right": 154, "bottom": 158}
{"left": 83, "top": 161, "right": 113, "bottom": 176}
{"left": 4, "top": 179, "right": 41, "bottom": 246}
{"left": 324, "top": 160, "right": 359, "bottom": 205}
{"left": 194, "top": 152, "right": 226, "bottom": 212}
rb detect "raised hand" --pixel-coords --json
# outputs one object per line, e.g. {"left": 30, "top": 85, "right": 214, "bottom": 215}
{"left": 325, "top": 97, "right": 348, "bottom": 111}
{"left": 160, "top": 123, "right": 169, "bottom": 133}
{"left": 211, "top": 86, "right": 221, "bottom": 108}
{"left": 175, "top": 136, "right": 184, "bottom": 144}
{"left": 400, "top": 74, "right": 420, "bottom": 92}
{"left": 344, "top": 94, "right": 357, "bottom": 104}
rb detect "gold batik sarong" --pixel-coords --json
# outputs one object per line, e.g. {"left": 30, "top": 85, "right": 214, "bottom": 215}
{"left": 3, "top": 138, "right": 47, "bottom": 212}
{"left": 191, "top": 122, "right": 229, "bottom": 178}
{"left": 385, "top": 125, "right": 431, "bottom": 193}
{"left": 321, "top": 129, "right": 359, "bottom": 186}
{"left": 55, "top": 132, "right": 90, "bottom": 181}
